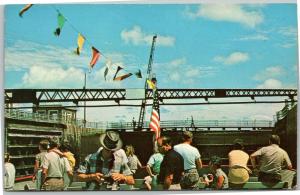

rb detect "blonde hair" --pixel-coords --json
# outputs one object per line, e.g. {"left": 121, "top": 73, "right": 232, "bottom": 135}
{"left": 125, "top": 145, "right": 135, "bottom": 156}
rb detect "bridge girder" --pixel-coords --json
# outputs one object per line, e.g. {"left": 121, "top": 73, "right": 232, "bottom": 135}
{"left": 4, "top": 88, "right": 297, "bottom": 104}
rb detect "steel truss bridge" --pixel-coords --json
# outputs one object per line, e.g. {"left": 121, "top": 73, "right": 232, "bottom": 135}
{"left": 5, "top": 88, "right": 297, "bottom": 105}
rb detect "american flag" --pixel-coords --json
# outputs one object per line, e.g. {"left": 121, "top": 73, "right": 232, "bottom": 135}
{"left": 149, "top": 89, "right": 160, "bottom": 139}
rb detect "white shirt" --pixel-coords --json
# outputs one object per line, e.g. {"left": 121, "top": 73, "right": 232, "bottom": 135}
{"left": 42, "top": 151, "right": 71, "bottom": 177}
{"left": 174, "top": 143, "right": 201, "bottom": 170}
{"left": 4, "top": 162, "right": 16, "bottom": 189}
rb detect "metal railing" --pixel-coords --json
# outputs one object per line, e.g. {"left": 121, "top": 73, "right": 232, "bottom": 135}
{"left": 5, "top": 109, "right": 274, "bottom": 130}
{"left": 276, "top": 101, "right": 297, "bottom": 121}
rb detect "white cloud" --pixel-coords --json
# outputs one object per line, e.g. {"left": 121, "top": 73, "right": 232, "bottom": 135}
{"left": 214, "top": 52, "right": 249, "bottom": 65}
{"left": 253, "top": 66, "right": 285, "bottom": 81}
{"left": 5, "top": 40, "right": 90, "bottom": 71}
{"left": 256, "top": 79, "right": 283, "bottom": 89}
{"left": 278, "top": 27, "right": 297, "bottom": 37}
{"left": 186, "top": 4, "right": 263, "bottom": 28}
{"left": 170, "top": 58, "right": 187, "bottom": 68}
{"left": 22, "top": 66, "right": 84, "bottom": 88}
{"left": 121, "top": 26, "right": 175, "bottom": 46}
{"left": 238, "top": 34, "right": 269, "bottom": 41}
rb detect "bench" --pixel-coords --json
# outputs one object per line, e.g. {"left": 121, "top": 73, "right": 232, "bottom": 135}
{"left": 241, "top": 181, "right": 288, "bottom": 189}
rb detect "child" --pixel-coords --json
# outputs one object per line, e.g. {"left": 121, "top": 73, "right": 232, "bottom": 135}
{"left": 209, "top": 156, "right": 229, "bottom": 189}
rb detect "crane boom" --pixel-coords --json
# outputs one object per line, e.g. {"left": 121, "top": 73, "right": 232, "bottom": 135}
{"left": 137, "top": 35, "right": 157, "bottom": 130}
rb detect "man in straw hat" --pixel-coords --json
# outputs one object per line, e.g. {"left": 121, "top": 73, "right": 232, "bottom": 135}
{"left": 77, "top": 130, "right": 134, "bottom": 190}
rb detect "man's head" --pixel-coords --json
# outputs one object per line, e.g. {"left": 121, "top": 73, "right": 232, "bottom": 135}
{"left": 49, "top": 137, "right": 60, "bottom": 149}
{"left": 182, "top": 131, "right": 193, "bottom": 143}
{"left": 269, "top": 134, "right": 280, "bottom": 145}
{"left": 157, "top": 136, "right": 172, "bottom": 154}
{"left": 233, "top": 139, "right": 244, "bottom": 150}
{"left": 99, "top": 130, "right": 123, "bottom": 152}
{"left": 209, "top": 155, "right": 222, "bottom": 171}
{"left": 39, "top": 139, "right": 50, "bottom": 151}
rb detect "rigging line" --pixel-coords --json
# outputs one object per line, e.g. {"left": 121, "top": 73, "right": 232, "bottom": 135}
{"left": 5, "top": 100, "right": 296, "bottom": 109}
{"left": 50, "top": 5, "right": 108, "bottom": 59}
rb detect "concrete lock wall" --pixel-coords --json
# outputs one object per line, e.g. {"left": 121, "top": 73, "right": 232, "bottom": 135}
{"left": 80, "top": 130, "right": 273, "bottom": 165}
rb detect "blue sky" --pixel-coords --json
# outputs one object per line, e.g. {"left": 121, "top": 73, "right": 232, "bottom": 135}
{"left": 4, "top": 3, "right": 298, "bottom": 122}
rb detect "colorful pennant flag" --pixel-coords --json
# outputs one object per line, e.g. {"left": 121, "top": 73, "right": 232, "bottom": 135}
{"left": 89, "top": 47, "right": 100, "bottom": 68}
{"left": 54, "top": 13, "right": 66, "bottom": 36}
{"left": 104, "top": 67, "right": 109, "bottom": 81}
{"left": 150, "top": 89, "right": 160, "bottom": 140}
{"left": 135, "top": 69, "right": 142, "bottom": 78}
{"left": 147, "top": 79, "right": 156, "bottom": 89}
{"left": 114, "top": 73, "right": 133, "bottom": 81}
{"left": 19, "top": 4, "right": 33, "bottom": 17}
{"left": 113, "top": 66, "right": 123, "bottom": 80}
{"left": 75, "top": 34, "right": 85, "bottom": 55}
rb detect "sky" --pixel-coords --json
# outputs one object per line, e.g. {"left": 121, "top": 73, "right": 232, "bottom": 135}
{"left": 3, "top": 3, "right": 298, "bottom": 123}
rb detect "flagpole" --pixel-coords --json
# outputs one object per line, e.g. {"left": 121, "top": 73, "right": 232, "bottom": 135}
{"left": 83, "top": 72, "right": 86, "bottom": 128}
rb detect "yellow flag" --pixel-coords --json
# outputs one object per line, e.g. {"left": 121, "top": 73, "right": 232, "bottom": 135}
{"left": 75, "top": 34, "right": 85, "bottom": 55}
{"left": 147, "top": 79, "right": 156, "bottom": 89}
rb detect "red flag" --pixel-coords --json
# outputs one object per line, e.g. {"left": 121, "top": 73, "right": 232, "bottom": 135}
{"left": 149, "top": 90, "right": 160, "bottom": 140}
{"left": 113, "top": 73, "right": 133, "bottom": 81}
{"left": 90, "top": 47, "right": 100, "bottom": 68}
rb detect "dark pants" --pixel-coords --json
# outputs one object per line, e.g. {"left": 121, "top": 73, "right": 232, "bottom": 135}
{"left": 258, "top": 172, "right": 281, "bottom": 183}
{"left": 180, "top": 169, "right": 200, "bottom": 190}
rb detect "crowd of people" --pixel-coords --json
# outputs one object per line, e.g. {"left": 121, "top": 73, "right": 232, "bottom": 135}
{"left": 3, "top": 131, "right": 295, "bottom": 191}
{"left": 75, "top": 131, "right": 295, "bottom": 191}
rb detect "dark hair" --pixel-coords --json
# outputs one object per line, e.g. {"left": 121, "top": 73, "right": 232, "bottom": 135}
{"left": 59, "top": 143, "right": 71, "bottom": 152}
{"left": 210, "top": 155, "right": 222, "bottom": 168}
{"left": 49, "top": 137, "right": 60, "bottom": 149}
{"left": 39, "top": 139, "right": 50, "bottom": 150}
{"left": 233, "top": 139, "right": 244, "bottom": 150}
{"left": 269, "top": 135, "right": 280, "bottom": 145}
{"left": 4, "top": 153, "right": 10, "bottom": 163}
{"left": 161, "top": 136, "right": 173, "bottom": 147}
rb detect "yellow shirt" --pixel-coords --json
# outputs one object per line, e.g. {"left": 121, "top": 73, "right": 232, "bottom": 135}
{"left": 63, "top": 152, "right": 76, "bottom": 170}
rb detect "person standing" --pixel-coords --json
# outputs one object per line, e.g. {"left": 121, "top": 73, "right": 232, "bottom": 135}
{"left": 250, "top": 134, "right": 293, "bottom": 183}
{"left": 144, "top": 146, "right": 164, "bottom": 190}
{"left": 41, "top": 137, "right": 73, "bottom": 191}
{"left": 125, "top": 145, "right": 142, "bottom": 174}
{"left": 157, "top": 136, "right": 184, "bottom": 190}
{"left": 174, "top": 131, "right": 202, "bottom": 189}
{"left": 228, "top": 139, "right": 251, "bottom": 188}
{"left": 32, "top": 139, "right": 49, "bottom": 190}
{"left": 4, "top": 153, "right": 16, "bottom": 191}
{"left": 76, "top": 131, "right": 134, "bottom": 190}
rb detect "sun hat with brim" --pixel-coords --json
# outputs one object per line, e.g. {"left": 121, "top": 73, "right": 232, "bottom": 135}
{"left": 99, "top": 131, "right": 123, "bottom": 151}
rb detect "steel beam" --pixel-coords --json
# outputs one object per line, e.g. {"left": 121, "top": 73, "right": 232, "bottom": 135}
{"left": 4, "top": 88, "right": 297, "bottom": 104}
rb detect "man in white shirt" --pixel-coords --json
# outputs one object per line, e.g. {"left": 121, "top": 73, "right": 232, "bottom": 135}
{"left": 174, "top": 131, "right": 202, "bottom": 189}
{"left": 42, "top": 137, "right": 73, "bottom": 190}
{"left": 250, "top": 134, "right": 293, "bottom": 183}
{"left": 4, "top": 153, "right": 15, "bottom": 191}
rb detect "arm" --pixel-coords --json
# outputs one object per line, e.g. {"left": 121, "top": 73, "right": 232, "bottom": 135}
{"left": 250, "top": 154, "right": 257, "bottom": 169}
{"left": 42, "top": 167, "right": 48, "bottom": 184}
{"left": 196, "top": 158, "right": 203, "bottom": 170}
{"left": 146, "top": 165, "right": 155, "bottom": 177}
{"left": 76, "top": 173, "right": 103, "bottom": 183}
{"left": 216, "top": 175, "right": 225, "bottom": 189}
{"left": 32, "top": 160, "right": 39, "bottom": 181}
{"left": 137, "top": 158, "right": 143, "bottom": 169}
{"left": 111, "top": 173, "right": 135, "bottom": 185}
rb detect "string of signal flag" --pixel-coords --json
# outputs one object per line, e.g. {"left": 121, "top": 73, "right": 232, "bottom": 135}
{"left": 19, "top": 4, "right": 143, "bottom": 82}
